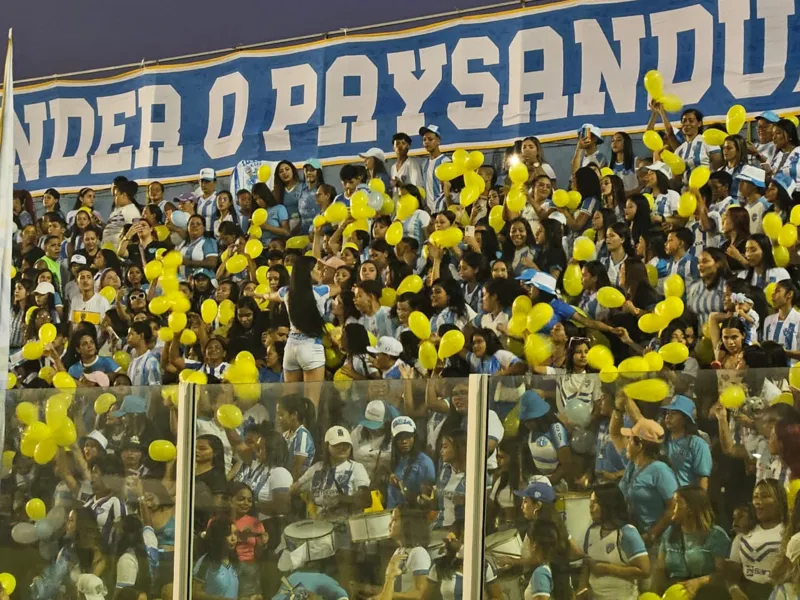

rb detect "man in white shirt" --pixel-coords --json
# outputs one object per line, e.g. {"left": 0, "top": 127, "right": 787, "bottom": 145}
{"left": 572, "top": 123, "right": 608, "bottom": 172}
{"left": 71, "top": 267, "right": 111, "bottom": 327}
{"left": 195, "top": 167, "right": 218, "bottom": 232}
{"left": 103, "top": 179, "right": 141, "bottom": 246}
{"left": 390, "top": 132, "right": 423, "bottom": 196}
{"left": 763, "top": 280, "right": 800, "bottom": 364}
{"left": 750, "top": 111, "right": 779, "bottom": 166}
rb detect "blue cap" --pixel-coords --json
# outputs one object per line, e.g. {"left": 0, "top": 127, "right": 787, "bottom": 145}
{"left": 758, "top": 111, "right": 780, "bottom": 123}
{"left": 519, "top": 390, "right": 550, "bottom": 421}
{"left": 527, "top": 271, "right": 558, "bottom": 295}
{"left": 304, "top": 158, "right": 322, "bottom": 170}
{"left": 112, "top": 395, "right": 147, "bottom": 417}
{"left": 515, "top": 268, "right": 538, "bottom": 282}
{"left": 774, "top": 172, "right": 797, "bottom": 195}
{"left": 514, "top": 481, "right": 556, "bottom": 503}
{"left": 734, "top": 165, "right": 766, "bottom": 188}
{"left": 662, "top": 394, "right": 696, "bottom": 423}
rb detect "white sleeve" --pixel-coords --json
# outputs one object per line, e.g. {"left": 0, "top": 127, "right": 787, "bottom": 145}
{"left": 350, "top": 462, "right": 371, "bottom": 492}
{"left": 269, "top": 467, "right": 293, "bottom": 492}
{"left": 729, "top": 534, "right": 742, "bottom": 563}
{"left": 297, "top": 463, "right": 319, "bottom": 492}
{"left": 407, "top": 546, "right": 432, "bottom": 575}
{"left": 488, "top": 410, "right": 504, "bottom": 443}
{"left": 115, "top": 553, "right": 138, "bottom": 588}
{"left": 494, "top": 349, "right": 521, "bottom": 368}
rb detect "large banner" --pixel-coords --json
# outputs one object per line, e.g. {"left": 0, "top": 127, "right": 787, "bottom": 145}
{"left": 7, "top": 0, "right": 800, "bottom": 192}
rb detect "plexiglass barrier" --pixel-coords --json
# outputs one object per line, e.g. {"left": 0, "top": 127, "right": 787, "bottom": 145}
{"left": 1, "top": 369, "right": 796, "bottom": 599}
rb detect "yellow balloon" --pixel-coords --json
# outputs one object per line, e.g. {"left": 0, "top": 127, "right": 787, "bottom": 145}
{"left": 763, "top": 212, "right": 783, "bottom": 240}
{"left": 664, "top": 274, "right": 685, "bottom": 298}
{"left": 34, "top": 438, "right": 58, "bottom": 464}
{"left": 44, "top": 396, "right": 68, "bottom": 428}
{"left": 567, "top": 191, "right": 582, "bottom": 211}
{"left": 162, "top": 250, "right": 183, "bottom": 269}
{"left": 180, "top": 329, "right": 197, "bottom": 345}
{"left": 600, "top": 365, "right": 619, "bottom": 383}
{"left": 791, "top": 364, "right": 800, "bottom": 389}
{"left": 642, "top": 130, "right": 664, "bottom": 152}
{"left": 596, "top": 286, "right": 625, "bottom": 308}
{"left": 765, "top": 282, "right": 777, "bottom": 307}
{"left": 288, "top": 235, "right": 311, "bottom": 250}
{"left": 563, "top": 263, "right": 583, "bottom": 297}
{"left": 644, "top": 351, "right": 664, "bottom": 372}
{"left": 248, "top": 224, "right": 263, "bottom": 240}
{"left": 438, "top": 330, "right": 465, "bottom": 360}
{"left": 257, "top": 165, "right": 271, "bottom": 182}
{"left": 677, "top": 192, "right": 696, "bottom": 218}
{"left": 663, "top": 584, "right": 689, "bottom": 600}
{"left": 216, "top": 404, "right": 244, "bottom": 429}
{"left": 508, "top": 162, "right": 529, "bottom": 184}
{"left": 646, "top": 264, "right": 658, "bottom": 287}
{"left": 25, "top": 305, "right": 37, "bottom": 325}
{"left": 661, "top": 94, "right": 683, "bottom": 114}
{"left": 155, "top": 225, "right": 170, "bottom": 242}
{"left": 385, "top": 221, "right": 404, "bottom": 246}
{"left": 512, "top": 295, "right": 532, "bottom": 317}
{"left": 720, "top": 385, "right": 746, "bottom": 409}
{"left": 245, "top": 239, "right": 263, "bottom": 259}
{"left": 160, "top": 274, "right": 179, "bottom": 294}
{"left": 156, "top": 327, "right": 173, "bottom": 343}
{"left": 39, "top": 323, "right": 57, "bottom": 345}
{"left": 524, "top": 333, "right": 553, "bottom": 367}
{"left": 618, "top": 356, "right": 651, "bottom": 377}
{"left": 503, "top": 404, "right": 520, "bottom": 437}
{"left": 99, "top": 286, "right": 117, "bottom": 304}
{"left": 418, "top": 340, "right": 437, "bottom": 370}
{"left": 435, "top": 162, "right": 462, "bottom": 182}
{"left": 26, "top": 497, "right": 46, "bottom": 521}
{"left": 149, "top": 440, "right": 177, "bottom": 462}
{"left": 252, "top": 208, "right": 268, "bottom": 227}
{"left": 703, "top": 129, "right": 728, "bottom": 147}
{"left": 726, "top": 104, "right": 747, "bottom": 136}
{"left": 466, "top": 150, "right": 485, "bottom": 171}
{"left": 52, "top": 372, "right": 76, "bottom": 391}
{"left": 113, "top": 350, "right": 132, "bottom": 370}
{"left": 1, "top": 450, "right": 13, "bottom": 471}
{"left": 587, "top": 345, "right": 614, "bottom": 370}
{"left": 380, "top": 288, "right": 396, "bottom": 308}
{"left": 38, "top": 366, "right": 55, "bottom": 384}
{"left": 396, "top": 194, "right": 419, "bottom": 221}
{"left": 22, "top": 340, "right": 45, "bottom": 361}
{"left": 168, "top": 312, "right": 187, "bottom": 333}
{"left": 0, "top": 572, "right": 17, "bottom": 595}
{"left": 624, "top": 379, "right": 670, "bottom": 402}
{"left": 791, "top": 206, "right": 800, "bottom": 227}
{"left": 662, "top": 296, "right": 685, "bottom": 320}
{"left": 408, "top": 311, "right": 431, "bottom": 340}
{"left": 779, "top": 224, "right": 798, "bottom": 248}
{"left": 552, "top": 189, "right": 569, "bottom": 208}
{"left": 659, "top": 342, "right": 689, "bottom": 364}
{"left": 488, "top": 205, "right": 505, "bottom": 233}
{"left": 573, "top": 237, "right": 595, "bottom": 261}
{"left": 507, "top": 315, "right": 527, "bottom": 339}
{"left": 380, "top": 196, "right": 395, "bottom": 215}
{"left": 144, "top": 260, "right": 163, "bottom": 281}
{"left": 527, "top": 303, "right": 554, "bottom": 333}
{"left": 368, "top": 178, "right": 385, "bottom": 194}
{"left": 505, "top": 187, "right": 526, "bottom": 212}
{"left": 52, "top": 418, "right": 77, "bottom": 447}
{"left": 661, "top": 150, "right": 686, "bottom": 175}
{"left": 149, "top": 296, "right": 171, "bottom": 315}
{"left": 167, "top": 291, "right": 191, "bottom": 314}
{"left": 638, "top": 313, "right": 668, "bottom": 334}
{"left": 638, "top": 593, "right": 662, "bottom": 600}
{"left": 219, "top": 299, "right": 236, "bottom": 325}
{"left": 688, "top": 166, "right": 710, "bottom": 189}
{"left": 397, "top": 275, "right": 423, "bottom": 296}
{"left": 325, "top": 202, "right": 349, "bottom": 224}
{"left": 643, "top": 70, "right": 664, "bottom": 98}
{"left": 7, "top": 372, "right": 16, "bottom": 389}
{"left": 226, "top": 254, "right": 248, "bottom": 274}
{"left": 94, "top": 392, "right": 117, "bottom": 415}
{"left": 201, "top": 299, "right": 218, "bottom": 324}
{"left": 16, "top": 401, "right": 38, "bottom": 426}
{"left": 774, "top": 245, "right": 790, "bottom": 268}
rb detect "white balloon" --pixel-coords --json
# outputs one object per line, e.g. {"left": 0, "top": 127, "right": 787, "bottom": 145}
{"left": 367, "top": 190, "right": 384, "bottom": 212}
{"left": 35, "top": 519, "right": 54, "bottom": 540}
{"left": 11, "top": 522, "right": 39, "bottom": 544}
{"left": 44, "top": 506, "right": 66, "bottom": 530}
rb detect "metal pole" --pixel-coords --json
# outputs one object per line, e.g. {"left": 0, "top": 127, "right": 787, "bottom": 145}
{"left": 462, "top": 373, "right": 488, "bottom": 600}
{"left": 172, "top": 381, "right": 198, "bottom": 600}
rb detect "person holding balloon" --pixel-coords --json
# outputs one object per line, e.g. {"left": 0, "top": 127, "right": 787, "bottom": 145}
{"left": 251, "top": 182, "right": 290, "bottom": 246}
{"left": 562, "top": 167, "right": 601, "bottom": 240}
{"left": 501, "top": 217, "right": 537, "bottom": 277}
{"left": 644, "top": 162, "right": 683, "bottom": 229}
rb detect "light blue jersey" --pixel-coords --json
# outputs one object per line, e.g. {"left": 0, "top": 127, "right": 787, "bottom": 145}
{"left": 665, "top": 435, "right": 712, "bottom": 486}
{"left": 127, "top": 350, "right": 161, "bottom": 386}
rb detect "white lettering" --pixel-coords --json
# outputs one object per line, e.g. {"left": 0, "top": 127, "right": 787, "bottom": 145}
{"left": 204, "top": 72, "right": 249, "bottom": 160}
{"left": 13, "top": 102, "right": 47, "bottom": 183}
{"left": 387, "top": 45, "right": 447, "bottom": 134}
{"left": 318, "top": 55, "right": 378, "bottom": 146}
{"left": 720, "top": 0, "right": 794, "bottom": 98}
{"left": 91, "top": 91, "right": 136, "bottom": 174}
{"left": 263, "top": 64, "right": 318, "bottom": 152}
{"left": 503, "top": 27, "right": 568, "bottom": 126}
{"left": 447, "top": 37, "right": 500, "bottom": 130}
{"left": 135, "top": 85, "right": 183, "bottom": 169}
{"left": 573, "top": 16, "right": 646, "bottom": 116}
{"left": 46, "top": 98, "right": 95, "bottom": 178}
{"left": 650, "top": 6, "right": 714, "bottom": 104}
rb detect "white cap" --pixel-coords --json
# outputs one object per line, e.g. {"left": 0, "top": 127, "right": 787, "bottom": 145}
{"left": 361, "top": 400, "right": 390, "bottom": 429}
{"left": 359, "top": 147, "right": 385, "bottom": 162}
{"left": 419, "top": 124, "right": 440, "bottom": 137}
{"left": 735, "top": 165, "right": 767, "bottom": 188}
{"left": 70, "top": 254, "right": 87, "bottom": 265}
{"left": 527, "top": 271, "right": 558, "bottom": 296}
{"left": 82, "top": 430, "right": 109, "bottom": 450}
{"left": 367, "top": 336, "right": 403, "bottom": 357}
{"left": 76, "top": 574, "right": 107, "bottom": 600}
{"left": 324, "top": 426, "right": 352, "bottom": 446}
{"left": 34, "top": 282, "right": 56, "bottom": 295}
{"left": 547, "top": 212, "right": 567, "bottom": 226}
{"left": 646, "top": 161, "right": 673, "bottom": 179}
{"left": 391, "top": 416, "right": 416, "bottom": 437}
{"left": 199, "top": 168, "right": 216, "bottom": 181}
{"left": 578, "top": 123, "right": 604, "bottom": 142}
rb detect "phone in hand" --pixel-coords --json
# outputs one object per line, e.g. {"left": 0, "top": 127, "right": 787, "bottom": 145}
{"left": 465, "top": 226, "right": 475, "bottom": 239}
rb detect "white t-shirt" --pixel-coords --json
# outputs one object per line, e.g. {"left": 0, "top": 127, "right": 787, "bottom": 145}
{"left": 350, "top": 426, "right": 392, "bottom": 475}
{"left": 103, "top": 203, "right": 141, "bottom": 246}
{"left": 71, "top": 293, "right": 111, "bottom": 324}
{"left": 729, "top": 524, "right": 785, "bottom": 584}
{"left": 298, "top": 460, "right": 371, "bottom": 513}
{"left": 392, "top": 546, "right": 431, "bottom": 594}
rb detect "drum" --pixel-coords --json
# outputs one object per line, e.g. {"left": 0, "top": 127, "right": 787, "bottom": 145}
{"left": 485, "top": 528, "right": 522, "bottom": 559}
{"left": 555, "top": 492, "right": 592, "bottom": 545}
{"left": 427, "top": 529, "right": 449, "bottom": 560}
{"left": 284, "top": 519, "right": 336, "bottom": 563}
{"left": 347, "top": 510, "right": 393, "bottom": 543}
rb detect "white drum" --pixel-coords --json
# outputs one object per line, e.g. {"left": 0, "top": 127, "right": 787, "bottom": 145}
{"left": 428, "top": 529, "right": 450, "bottom": 560}
{"left": 284, "top": 519, "right": 336, "bottom": 563}
{"left": 347, "top": 510, "right": 393, "bottom": 543}
{"left": 556, "top": 492, "right": 592, "bottom": 545}
{"left": 485, "top": 528, "right": 523, "bottom": 559}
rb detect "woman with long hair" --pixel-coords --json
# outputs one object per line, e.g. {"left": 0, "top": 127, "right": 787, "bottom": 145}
{"left": 721, "top": 134, "right": 748, "bottom": 197}
{"left": 615, "top": 259, "right": 663, "bottom": 344}
{"left": 766, "top": 119, "right": 800, "bottom": 182}
{"left": 196, "top": 434, "right": 228, "bottom": 497}
{"left": 55, "top": 506, "right": 108, "bottom": 592}
{"left": 687, "top": 248, "right": 730, "bottom": 330}
{"left": 275, "top": 393, "right": 317, "bottom": 482}
{"left": 10, "top": 279, "right": 33, "bottom": 350}
{"left": 578, "top": 260, "right": 612, "bottom": 321}
{"left": 645, "top": 162, "right": 683, "bottom": 229}
{"left": 114, "top": 515, "right": 155, "bottom": 595}
{"left": 251, "top": 182, "right": 290, "bottom": 244}
{"left": 651, "top": 486, "right": 730, "bottom": 597}
{"left": 590, "top": 208, "right": 617, "bottom": 264}
{"left": 67, "top": 187, "right": 103, "bottom": 228}
{"left": 561, "top": 166, "right": 601, "bottom": 239}
{"left": 68, "top": 210, "right": 100, "bottom": 256}
{"left": 765, "top": 173, "right": 800, "bottom": 222}
{"left": 361, "top": 148, "right": 392, "bottom": 192}
{"left": 720, "top": 206, "right": 751, "bottom": 272}
{"left": 518, "top": 390, "right": 574, "bottom": 486}
{"left": 533, "top": 219, "right": 567, "bottom": 279}
{"left": 600, "top": 172, "right": 627, "bottom": 219}
{"left": 601, "top": 223, "right": 635, "bottom": 288}
{"left": 297, "top": 160, "right": 324, "bottom": 234}
{"left": 226, "top": 482, "right": 267, "bottom": 598}
{"left": 272, "top": 160, "right": 304, "bottom": 233}
{"left": 521, "top": 136, "right": 557, "bottom": 182}
{"left": 137, "top": 479, "right": 176, "bottom": 595}
{"left": 466, "top": 327, "right": 526, "bottom": 377}
{"left": 624, "top": 194, "right": 652, "bottom": 249}
{"left": 212, "top": 190, "right": 238, "bottom": 239}
{"left": 741, "top": 233, "right": 791, "bottom": 288}
{"left": 429, "top": 277, "right": 473, "bottom": 332}
{"left": 501, "top": 217, "right": 537, "bottom": 277}
{"left": 458, "top": 250, "right": 488, "bottom": 315}
{"left": 577, "top": 483, "right": 650, "bottom": 600}
{"left": 662, "top": 395, "right": 712, "bottom": 488}
{"left": 489, "top": 438, "right": 523, "bottom": 530}
{"left": 609, "top": 131, "right": 639, "bottom": 193}
{"left": 429, "top": 430, "right": 467, "bottom": 530}
{"left": 384, "top": 415, "right": 434, "bottom": 511}
{"left": 727, "top": 479, "right": 788, "bottom": 599}
{"left": 476, "top": 277, "right": 517, "bottom": 336}
{"left": 192, "top": 516, "right": 240, "bottom": 600}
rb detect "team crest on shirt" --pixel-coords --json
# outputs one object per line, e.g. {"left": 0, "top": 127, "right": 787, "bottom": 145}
{"left": 606, "top": 542, "right": 616, "bottom": 554}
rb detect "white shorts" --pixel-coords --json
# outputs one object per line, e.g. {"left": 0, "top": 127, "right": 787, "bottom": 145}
{"left": 283, "top": 336, "right": 325, "bottom": 372}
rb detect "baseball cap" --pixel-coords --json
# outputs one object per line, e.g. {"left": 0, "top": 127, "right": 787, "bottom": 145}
{"left": 757, "top": 111, "right": 780, "bottom": 124}
{"left": 199, "top": 168, "right": 216, "bottom": 181}
{"left": 527, "top": 272, "right": 558, "bottom": 296}
{"left": 620, "top": 418, "right": 665, "bottom": 443}
{"left": 419, "top": 124, "right": 441, "bottom": 138}
{"left": 663, "top": 395, "right": 696, "bottom": 423}
{"left": 319, "top": 256, "right": 346, "bottom": 270}
{"left": 735, "top": 165, "right": 767, "bottom": 188}
{"left": 548, "top": 211, "right": 567, "bottom": 226}
{"left": 192, "top": 268, "right": 218, "bottom": 288}
{"left": 367, "top": 336, "right": 403, "bottom": 357}
{"left": 77, "top": 574, "right": 107, "bottom": 600}
{"left": 80, "top": 430, "right": 109, "bottom": 451}
{"left": 787, "top": 531, "right": 800, "bottom": 562}
{"left": 112, "top": 395, "right": 147, "bottom": 418}
{"left": 175, "top": 192, "right": 197, "bottom": 204}
{"left": 515, "top": 268, "right": 538, "bottom": 282}
{"left": 359, "top": 148, "right": 385, "bottom": 163}
{"left": 519, "top": 390, "right": 551, "bottom": 421}
{"left": 324, "top": 426, "right": 352, "bottom": 446}
{"left": 578, "top": 123, "right": 604, "bottom": 143}
{"left": 600, "top": 167, "right": 615, "bottom": 178}
{"left": 304, "top": 158, "right": 322, "bottom": 170}
{"left": 122, "top": 436, "right": 144, "bottom": 451}
{"left": 646, "top": 161, "right": 673, "bottom": 179}
{"left": 391, "top": 416, "right": 416, "bottom": 437}
{"left": 774, "top": 172, "right": 797, "bottom": 196}
{"left": 33, "top": 282, "right": 55, "bottom": 295}
{"left": 360, "top": 400, "right": 398, "bottom": 429}
{"left": 71, "top": 254, "right": 87, "bottom": 265}
{"left": 82, "top": 371, "right": 110, "bottom": 387}
{"left": 514, "top": 481, "right": 556, "bottom": 503}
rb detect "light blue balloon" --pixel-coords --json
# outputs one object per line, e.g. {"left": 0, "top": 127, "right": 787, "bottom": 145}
{"left": 564, "top": 398, "right": 592, "bottom": 429}
{"left": 35, "top": 519, "right": 54, "bottom": 541}
{"left": 170, "top": 210, "right": 189, "bottom": 229}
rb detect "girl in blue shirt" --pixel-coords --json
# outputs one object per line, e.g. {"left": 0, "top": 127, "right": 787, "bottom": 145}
{"left": 525, "top": 520, "right": 563, "bottom": 599}
{"left": 276, "top": 393, "right": 317, "bottom": 480}
{"left": 178, "top": 215, "right": 219, "bottom": 276}
{"left": 662, "top": 396, "right": 712, "bottom": 488}
{"left": 272, "top": 160, "right": 305, "bottom": 233}
{"left": 298, "top": 162, "right": 324, "bottom": 234}
{"left": 251, "top": 182, "right": 289, "bottom": 244}
{"left": 192, "top": 516, "right": 239, "bottom": 600}
{"left": 387, "top": 417, "right": 435, "bottom": 509}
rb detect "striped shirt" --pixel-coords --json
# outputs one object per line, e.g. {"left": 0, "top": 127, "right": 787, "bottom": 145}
{"left": 669, "top": 252, "right": 700, "bottom": 284}
{"left": 421, "top": 154, "right": 451, "bottom": 213}
{"left": 127, "top": 349, "right": 161, "bottom": 386}
{"left": 654, "top": 190, "right": 680, "bottom": 219}
{"left": 686, "top": 278, "right": 726, "bottom": 329}
{"left": 738, "top": 267, "right": 790, "bottom": 289}
{"left": 611, "top": 161, "right": 639, "bottom": 191}
{"left": 430, "top": 305, "right": 477, "bottom": 333}
{"left": 401, "top": 210, "right": 431, "bottom": 246}
{"left": 357, "top": 307, "right": 395, "bottom": 339}
{"left": 183, "top": 360, "right": 229, "bottom": 382}
{"left": 763, "top": 308, "right": 800, "bottom": 365}
{"left": 744, "top": 197, "right": 772, "bottom": 234}
{"left": 466, "top": 349, "right": 521, "bottom": 375}
{"left": 84, "top": 494, "right": 127, "bottom": 549}
{"left": 195, "top": 193, "right": 218, "bottom": 232}
{"left": 601, "top": 253, "right": 627, "bottom": 288}
{"left": 435, "top": 463, "right": 466, "bottom": 528}
{"left": 578, "top": 290, "right": 608, "bottom": 321}
{"left": 676, "top": 137, "right": 712, "bottom": 182}
{"left": 770, "top": 147, "right": 800, "bottom": 187}
{"left": 178, "top": 236, "right": 218, "bottom": 277}
{"left": 284, "top": 425, "right": 315, "bottom": 472}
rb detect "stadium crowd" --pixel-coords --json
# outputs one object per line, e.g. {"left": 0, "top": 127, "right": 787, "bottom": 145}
{"left": 3, "top": 97, "right": 800, "bottom": 600}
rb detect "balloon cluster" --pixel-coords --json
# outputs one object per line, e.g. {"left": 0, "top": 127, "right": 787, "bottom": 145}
{"left": 435, "top": 149, "right": 485, "bottom": 208}
{"left": 222, "top": 351, "right": 261, "bottom": 402}
{"left": 763, "top": 213, "right": 797, "bottom": 263}
{"left": 144, "top": 251, "right": 204, "bottom": 343}
{"left": 643, "top": 70, "right": 683, "bottom": 114}
{"left": 408, "top": 311, "right": 465, "bottom": 370}
{"left": 702, "top": 105, "right": 748, "bottom": 148}
{"left": 16, "top": 395, "right": 77, "bottom": 464}
{"left": 20, "top": 322, "right": 60, "bottom": 362}
{"left": 11, "top": 503, "right": 66, "bottom": 549}
{"left": 502, "top": 296, "right": 555, "bottom": 368}
{"left": 634, "top": 275, "right": 686, "bottom": 334}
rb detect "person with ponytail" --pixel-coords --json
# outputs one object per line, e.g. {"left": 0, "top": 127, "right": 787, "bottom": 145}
{"left": 276, "top": 393, "right": 317, "bottom": 481}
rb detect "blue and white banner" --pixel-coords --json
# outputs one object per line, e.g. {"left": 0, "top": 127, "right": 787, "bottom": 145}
{"left": 7, "top": 0, "right": 800, "bottom": 192}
